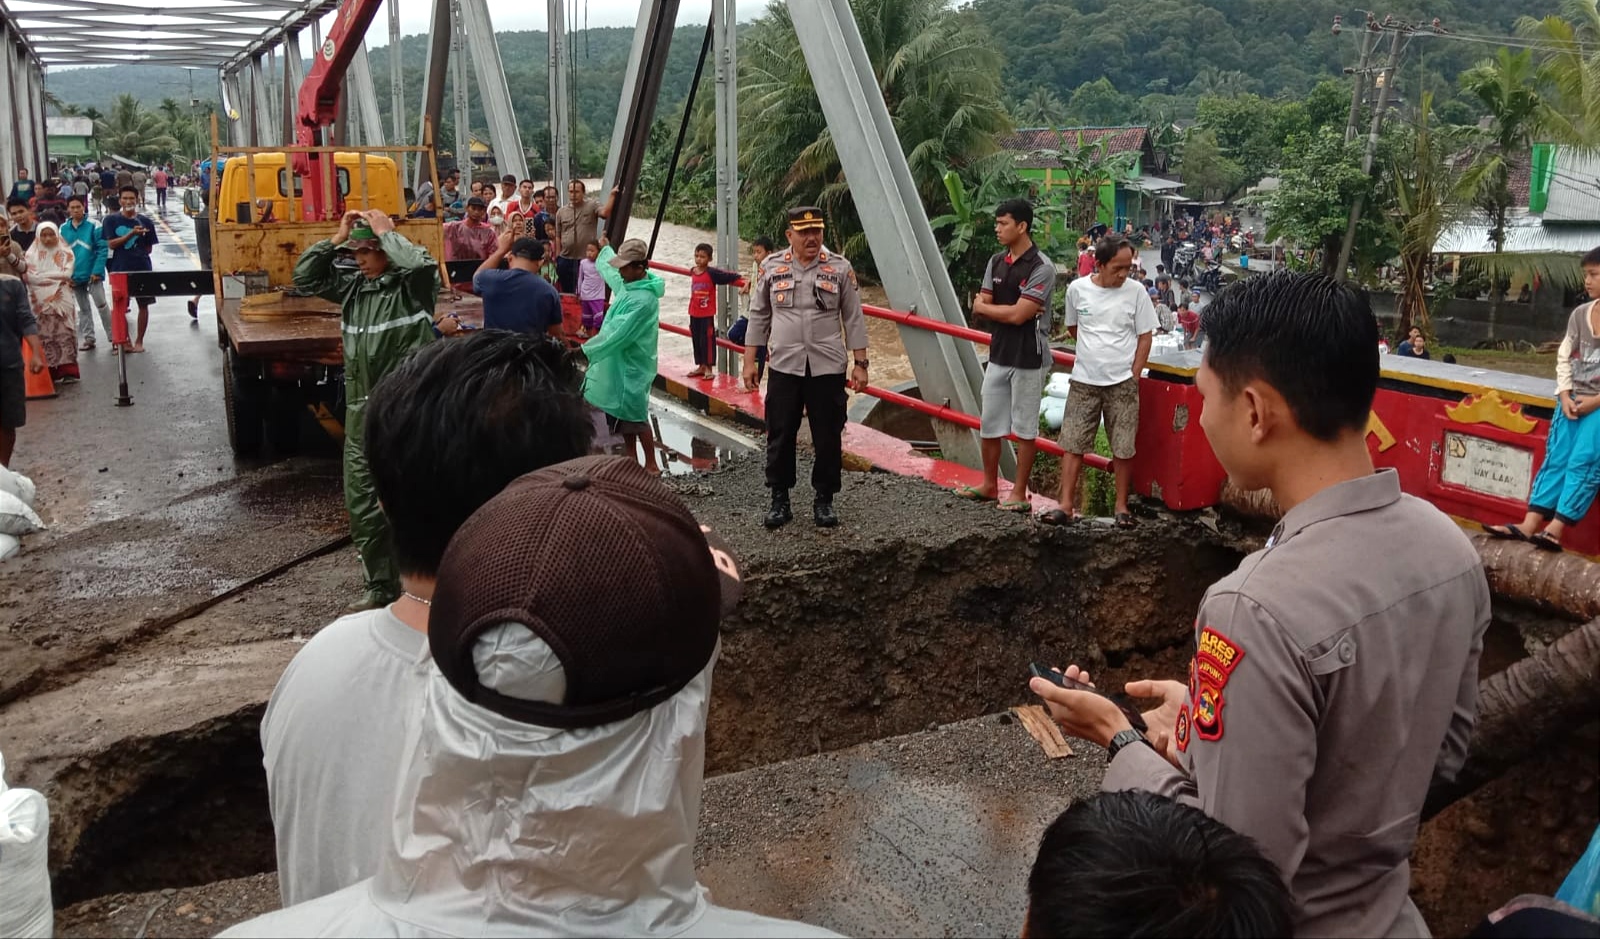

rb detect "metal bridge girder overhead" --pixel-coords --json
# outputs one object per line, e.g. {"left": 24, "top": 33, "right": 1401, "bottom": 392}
{"left": 0, "top": 28, "right": 17, "bottom": 181}
{"left": 457, "top": 0, "right": 525, "bottom": 182}
{"left": 414, "top": 0, "right": 451, "bottom": 191}
{"left": 547, "top": 0, "right": 570, "bottom": 193}
{"left": 449, "top": 0, "right": 470, "bottom": 168}
{"left": 785, "top": 0, "right": 989, "bottom": 470}
{"left": 712, "top": 0, "right": 739, "bottom": 375}
{"left": 601, "top": 0, "right": 683, "bottom": 243}
{"left": 283, "top": 31, "right": 305, "bottom": 149}
{"left": 349, "top": 41, "right": 385, "bottom": 147}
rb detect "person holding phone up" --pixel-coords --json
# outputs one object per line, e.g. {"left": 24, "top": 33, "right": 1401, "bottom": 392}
{"left": 103, "top": 186, "right": 159, "bottom": 353}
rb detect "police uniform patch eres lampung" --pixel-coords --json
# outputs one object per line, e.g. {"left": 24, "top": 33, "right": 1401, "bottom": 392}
{"left": 1187, "top": 626, "right": 1246, "bottom": 744}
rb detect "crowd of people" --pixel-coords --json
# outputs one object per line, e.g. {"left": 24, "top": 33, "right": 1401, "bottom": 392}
{"left": 0, "top": 165, "right": 171, "bottom": 464}
{"left": 232, "top": 206, "right": 1600, "bottom": 936}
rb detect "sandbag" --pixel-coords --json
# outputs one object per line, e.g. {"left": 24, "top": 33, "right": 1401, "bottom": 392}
{"left": 0, "top": 490, "right": 42, "bottom": 537}
{"left": 0, "top": 533, "right": 18, "bottom": 561}
{"left": 0, "top": 464, "right": 34, "bottom": 508}
{"left": 0, "top": 751, "right": 53, "bottom": 939}
{"left": 1041, "top": 396, "right": 1067, "bottom": 431}
{"left": 1045, "top": 372, "right": 1071, "bottom": 399}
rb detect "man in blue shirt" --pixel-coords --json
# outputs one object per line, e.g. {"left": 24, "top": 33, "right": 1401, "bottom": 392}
{"left": 61, "top": 195, "right": 112, "bottom": 350}
{"left": 103, "top": 186, "right": 159, "bottom": 353}
{"left": 470, "top": 234, "right": 564, "bottom": 339}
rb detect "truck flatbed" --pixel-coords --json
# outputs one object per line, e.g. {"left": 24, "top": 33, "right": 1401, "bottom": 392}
{"left": 219, "top": 291, "right": 487, "bottom": 360}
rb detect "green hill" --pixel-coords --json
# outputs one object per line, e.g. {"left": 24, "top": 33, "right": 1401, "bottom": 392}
{"left": 969, "top": 0, "right": 1554, "bottom": 122}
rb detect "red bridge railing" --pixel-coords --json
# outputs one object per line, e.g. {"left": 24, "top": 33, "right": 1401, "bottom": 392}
{"left": 648, "top": 261, "right": 1110, "bottom": 472}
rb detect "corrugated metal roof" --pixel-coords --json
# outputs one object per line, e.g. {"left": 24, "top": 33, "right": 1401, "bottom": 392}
{"left": 1000, "top": 126, "right": 1148, "bottom": 170}
{"left": 1539, "top": 149, "right": 1600, "bottom": 223}
{"left": 1436, "top": 210, "right": 1600, "bottom": 254}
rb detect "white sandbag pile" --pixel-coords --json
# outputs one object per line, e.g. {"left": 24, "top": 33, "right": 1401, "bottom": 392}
{"left": 0, "top": 750, "right": 53, "bottom": 939}
{"left": 1039, "top": 372, "right": 1070, "bottom": 430}
{"left": 0, "top": 465, "right": 42, "bottom": 560}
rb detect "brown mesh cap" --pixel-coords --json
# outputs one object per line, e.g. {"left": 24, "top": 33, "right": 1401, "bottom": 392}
{"left": 429, "top": 455, "right": 741, "bottom": 729}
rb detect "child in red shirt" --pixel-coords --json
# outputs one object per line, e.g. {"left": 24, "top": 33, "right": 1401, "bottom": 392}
{"left": 686, "top": 242, "right": 740, "bottom": 379}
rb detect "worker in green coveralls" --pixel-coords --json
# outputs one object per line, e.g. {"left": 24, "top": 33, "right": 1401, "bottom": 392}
{"left": 294, "top": 209, "right": 440, "bottom": 611}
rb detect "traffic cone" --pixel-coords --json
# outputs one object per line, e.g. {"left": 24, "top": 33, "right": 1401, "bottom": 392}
{"left": 22, "top": 343, "right": 56, "bottom": 399}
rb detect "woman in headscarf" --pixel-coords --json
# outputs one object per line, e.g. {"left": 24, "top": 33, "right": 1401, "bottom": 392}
{"left": 25, "top": 222, "right": 80, "bottom": 384}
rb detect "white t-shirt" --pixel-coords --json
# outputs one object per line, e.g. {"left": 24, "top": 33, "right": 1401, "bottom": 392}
{"left": 1064, "top": 276, "right": 1159, "bottom": 386}
{"left": 262, "top": 608, "right": 431, "bottom": 907}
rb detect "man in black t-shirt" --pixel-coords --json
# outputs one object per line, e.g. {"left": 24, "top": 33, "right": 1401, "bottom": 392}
{"left": 962, "top": 198, "right": 1057, "bottom": 511}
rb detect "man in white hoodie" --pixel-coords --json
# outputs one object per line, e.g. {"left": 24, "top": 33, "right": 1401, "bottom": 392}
{"left": 225, "top": 456, "right": 838, "bottom": 939}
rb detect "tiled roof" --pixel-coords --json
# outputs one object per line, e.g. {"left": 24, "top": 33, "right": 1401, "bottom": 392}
{"left": 999, "top": 126, "right": 1149, "bottom": 170}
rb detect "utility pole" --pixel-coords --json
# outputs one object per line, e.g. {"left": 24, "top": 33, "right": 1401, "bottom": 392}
{"left": 1334, "top": 14, "right": 1423, "bottom": 281}
{"left": 1339, "top": 13, "right": 1380, "bottom": 145}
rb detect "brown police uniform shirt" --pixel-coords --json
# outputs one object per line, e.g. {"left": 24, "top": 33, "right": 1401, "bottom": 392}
{"left": 1104, "top": 470, "right": 1490, "bottom": 938}
{"left": 745, "top": 247, "right": 869, "bottom": 377}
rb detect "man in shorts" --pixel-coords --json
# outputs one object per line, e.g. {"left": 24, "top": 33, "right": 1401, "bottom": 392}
{"left": 1044, "top": 235, "right": 1156, "bottom": 528}
{"left": 961, "top": 198, "right": 1055, "bottom": 512}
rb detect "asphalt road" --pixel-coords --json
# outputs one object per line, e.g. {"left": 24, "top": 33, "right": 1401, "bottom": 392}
{"left": 15, "top": 195, "right": 260, "bottom": 540}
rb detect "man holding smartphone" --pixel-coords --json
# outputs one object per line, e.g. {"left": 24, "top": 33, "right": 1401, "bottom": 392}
{"left": 1031, "top": 272, "right": 1490, "bottom": 938}
{"left": 104, "top": 186, "right": 159, "bottom": 353}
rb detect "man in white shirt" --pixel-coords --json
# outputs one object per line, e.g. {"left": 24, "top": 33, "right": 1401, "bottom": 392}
{"left": 1043, "top": 235, "right": 1157, "bottom": 528}
{"left": 488, "top": 174, "right": 518, "bottom": 228}
{"left": 261, "top": 330, "right": 595, "bottom": 906}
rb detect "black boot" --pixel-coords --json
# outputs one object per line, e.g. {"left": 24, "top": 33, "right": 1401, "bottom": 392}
{"left": 764, "top": 489, "right": 793, "bottom": 529}
{"left": 813, "top": 495, "right": 839, "bottom": 528}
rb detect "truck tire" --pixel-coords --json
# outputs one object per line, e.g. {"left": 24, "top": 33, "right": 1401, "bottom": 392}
{"left": 224, "top": 350, "right": 265, "bottom": 457}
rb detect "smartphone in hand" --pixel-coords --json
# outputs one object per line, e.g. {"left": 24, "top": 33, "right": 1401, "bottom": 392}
{"left": 1029, "top": 662, "right": 1148, "bottom": 733}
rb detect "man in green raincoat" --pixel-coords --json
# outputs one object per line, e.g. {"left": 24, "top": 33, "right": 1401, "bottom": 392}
{"left": 582, "top": 236, "right": 665, "bottom": 474}
{"left": 294, "top": 209, "right": 440, "bottom": 610}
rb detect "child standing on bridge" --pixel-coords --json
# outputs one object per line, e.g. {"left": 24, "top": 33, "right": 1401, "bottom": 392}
{"left": 686, "top": 242, "right": 740, "bottom": 380}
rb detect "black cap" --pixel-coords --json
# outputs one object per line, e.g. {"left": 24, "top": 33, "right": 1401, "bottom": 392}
{"left": 429, "top": 456, "right": 742, "bottom": 730}
{"left": 501, "top": 174, "right": 516, "bottom": 184}
{"left": 466, "top": 196, "right": 488, "bottom": 208}
{"left": 509, "top": 237, "right": 545, "bottom": 261}
{"left": 786, "top": 206, "right": 825, "bottom": 231}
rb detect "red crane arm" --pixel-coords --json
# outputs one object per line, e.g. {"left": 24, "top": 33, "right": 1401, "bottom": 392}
{"left": 293, "top": 0, "right": 385, "bottom": 219}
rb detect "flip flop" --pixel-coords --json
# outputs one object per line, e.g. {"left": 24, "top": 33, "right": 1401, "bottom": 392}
{"left": 1037, "top": 508, "right": 1076, "bottom": 526}
{"left": 1481, "top": 523, "right": 1527, "bottom": 542}
{"left": 998, "top": 499, "right": 1032, "bottom": 513}
{"left": 954, "top": 485, "right": 997, "bottom": 503}
{"left": 1115, "top": 512, "right": 1137, "bottom": 529}
{"left": 1529, "top": 531, "right": 1564, "bottom": 553}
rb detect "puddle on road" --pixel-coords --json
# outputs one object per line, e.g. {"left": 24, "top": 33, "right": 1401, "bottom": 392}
{"left": 592, "top": 395, "right": 755, "bottom": 476}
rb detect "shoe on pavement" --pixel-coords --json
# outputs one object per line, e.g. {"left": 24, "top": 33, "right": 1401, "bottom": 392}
{"left": 764, "top": 489, "right": 793, "bottom": 529}
{"left": 188, "top": 299, "right": 199, "bottom": 319}
{"left": 813, "top": 496, "right": 839, "bottom": 528}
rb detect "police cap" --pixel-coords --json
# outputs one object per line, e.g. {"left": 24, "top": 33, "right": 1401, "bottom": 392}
{"left": 786, "top": 206, "right": 825, "bottom": 231}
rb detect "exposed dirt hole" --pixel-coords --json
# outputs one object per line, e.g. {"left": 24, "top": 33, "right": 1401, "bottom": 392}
{"left": 49, "top": 705, "right": 273, "bottom": 906}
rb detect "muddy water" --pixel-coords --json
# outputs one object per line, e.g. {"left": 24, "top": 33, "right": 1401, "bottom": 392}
{"left": 619, "top": 216, "right": 916, "bottom": 387}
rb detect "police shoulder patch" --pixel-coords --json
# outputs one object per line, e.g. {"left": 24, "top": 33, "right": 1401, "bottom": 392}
{"left": 1190, "top": 626, "right": 1246, "bottom": 743}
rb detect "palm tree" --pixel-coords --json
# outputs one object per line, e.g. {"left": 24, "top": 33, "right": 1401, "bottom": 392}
{"left": 739, "top": 0, "right": 1012, "bottom": 261}
{"left": 1517, "top": 0, "right": 1600, "bottom": 148}
{"left": 1460, "top": 49, "right": 1541, "bottom": 256}
{"left": 1186, "top": 67, "right": 1254, "bottom": 99}
{"left": 94, "top": 93, "right": 180, "bottom": 163}
{"left": 1013, "top": 88, "right": 1067, "bottom": 128}
{"left": 1383, "top": 96, "right": 1485, "bottom": 337}
{"left": 1050, "top": 133, "right": 1138, "bottom": 234}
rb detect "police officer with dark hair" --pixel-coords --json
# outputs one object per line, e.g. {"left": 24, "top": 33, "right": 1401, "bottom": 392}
{"left": 743, "top": 206, "right": 869, "bottom": 529}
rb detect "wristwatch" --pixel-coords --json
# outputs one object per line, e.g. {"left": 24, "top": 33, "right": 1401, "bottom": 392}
{"left": 1106, "top": 728, "right": 1154, "bottom": 765}
{"left": 853, "top": 358, "right": 870, "bottom": 369}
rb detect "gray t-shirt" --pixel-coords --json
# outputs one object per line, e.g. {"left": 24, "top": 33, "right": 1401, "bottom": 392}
{"left": 262, "top": 608, "right": 430, "bottom": 906}
{"left": 1558, "top": 301, "right": 1600, "bottom": 397}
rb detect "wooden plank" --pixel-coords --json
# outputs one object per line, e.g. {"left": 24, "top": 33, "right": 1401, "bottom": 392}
{"left": 1010, "top": 705, "right": 1074, "bottom": 759}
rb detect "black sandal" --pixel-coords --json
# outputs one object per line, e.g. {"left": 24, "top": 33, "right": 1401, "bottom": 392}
{"left": 1529, "top": 531, "right": 1564, "bottom": 553}
{"left": 1037, "top": 508, "right": 1076, "bottom": 526}
{"left": 1481, "top": 523, "right": 1526, "bottom": 541}
{"left": 1115, "top": 512, "right": 1137, "bottom": 529}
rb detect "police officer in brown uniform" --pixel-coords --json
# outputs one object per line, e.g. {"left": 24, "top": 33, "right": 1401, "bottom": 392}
{"left": 1031, "top": 272, "right": 1490, "bottom": 938}
{"left": 743, "top": 207, "right": 869, "bottom": 529}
